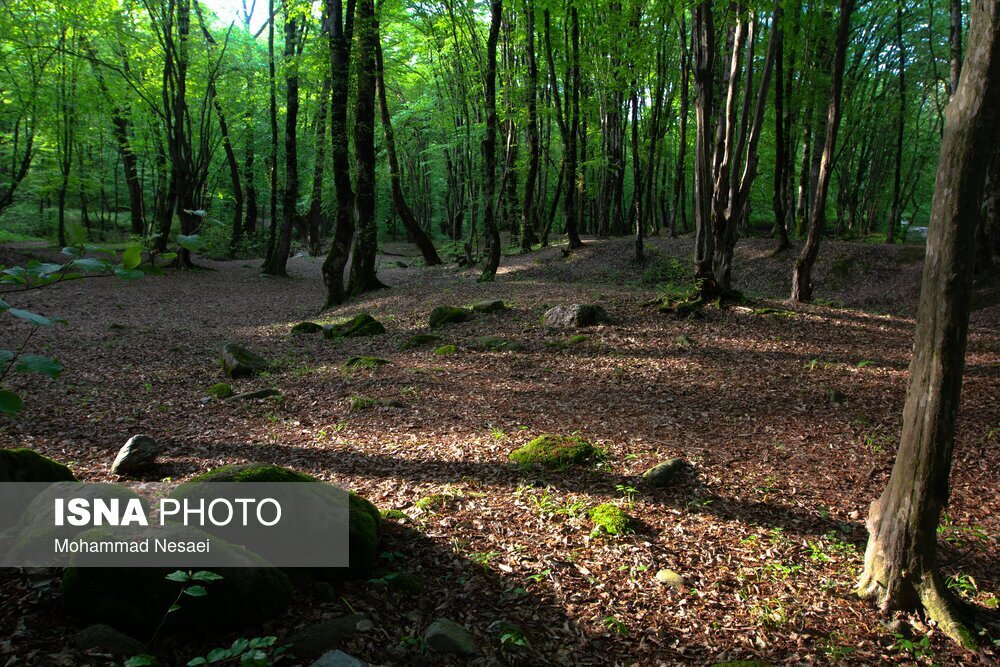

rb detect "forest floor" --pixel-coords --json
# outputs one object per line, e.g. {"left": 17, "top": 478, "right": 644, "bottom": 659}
{"left": 0, "top": 236, "right": 997, "bottom": 666}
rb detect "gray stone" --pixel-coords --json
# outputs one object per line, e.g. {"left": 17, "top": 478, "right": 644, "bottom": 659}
{"left": 111, "top": 435, "right": 159, "bottom": 476}
{"left": 425, "top": 618, "right": 478, "bottom": 656}
{"left": 310, "top": 650, "right": 368, "bottom": 667}
{"left": 288, "top": 614, "right": 368, "bottom": 657}
{"left": 221, "top": 343, "right": 269, "bottom": 378}
{"left": 223, "top": 388, "right": 283, "bottom": 402}
{"left": 74, "top": 624, "right": 147, "bottom": 656}
{"left": 472, "top": 299, "right": 508, "bottom": 314}
{"left": 642, "top": 458, "right": 687, "bottom": 488}
{"left": 655, "top": 568, "right": 688, "bottom": 590}
{"left": 543, "top": 304, "right": 610, "bottom": 328}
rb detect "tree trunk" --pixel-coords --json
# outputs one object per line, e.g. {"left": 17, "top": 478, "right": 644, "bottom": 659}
{"left": 692, "top": 0, "right": 716, "bottom": 285}
{"left": 347, "top": 0, "right": 386, "bottom": 295}
{"left": 520, "top": 0, "right": 540, "bottom": 252}
{"left": 791, "top": 0, "right": 854, "bottom": 303}
{"left": 479, "top": 0, "right": 503, "bottom": 280}
{"left": 671, "top": 17, "right": 691, "bottom": 238}
{"left": 950, "top": 0, "right": 964, "bottom": 95}
{"left": 306, "top": 76, "right": 331, "bottom": 255}
{"left": 858, "top": 0, "right": 1000, "bottom": 647}
{"left": 771, "top": 3, "right": 791, "bottom": 252}
{"left": 263, "top": 0, "right": 279, "bottom": 267}
{"left": 887, "top": 0, "right": 906, "bottom": 244}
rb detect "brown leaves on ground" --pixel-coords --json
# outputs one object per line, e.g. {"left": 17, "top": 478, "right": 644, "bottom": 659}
{"left": 0, "top": 236, "right": 997, "bottom": 665}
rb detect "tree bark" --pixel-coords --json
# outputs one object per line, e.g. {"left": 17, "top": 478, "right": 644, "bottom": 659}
{"left": 692, "top": 0, "right": 716, "bottom": 285}
{"left": 480, "top": 0, "right": 503, "bottom": 280}
{"left": 858, "top": 0, "right": 1000, "bottom": 647}
{"left": 771, "top": 3, "right": 791, "bottom": 252}
{"left": 520, "top": 0, "right": 540, "bottom": 252}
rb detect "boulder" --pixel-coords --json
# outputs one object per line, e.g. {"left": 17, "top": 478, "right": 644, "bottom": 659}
{"left": 424, "top": 618, "right": 478, "bottom": 656}
{"left": 288, "top": 614, "right": 368, "bottom": 658}
{"left": 474, "top": 336, "right": 524, "bottom": 352}
{"left": 509, "top": 434, "right": 601, "bottom": 468}
{"left": 292, "top": 321, "right": 324, "bottom": 335}
{"left": 221, "top": 343, "right": 269, "bottom": 378}
{"left": 429, "top": 306, "right": 473, "bottom": 329}
{"left": 224, "top": 388, "right": 282, "bottom": 402}
{"left": 110, "top": 435, "right": 159, "bottom": 476}
{"left": 0, "top": 448, "right": 75, "bottom": 483}
{"left": 398, "top": 333, "right": 439, "bottom": 350}
{"left": 472, "top": 299, "right": 507, "bottom": 314}
{"left": 642, "top": 458, "right": 687, "bottom": 488}
{"left": 310, "top": 650, "right": 368, "bottom": 667}
{"left": 542, "top": 304, "right": 610, "bottom": 328}
{"left": 323, "top": 313, "right": 385, "bottom": 339}
{"left": 73, "top": 624, "right": 148, "bottom": 657}
{"left": 61, "top": 525, "right": 292, "bottom": 636}
{"left": 207, "top": 382, "right": 234, "bottom": 399}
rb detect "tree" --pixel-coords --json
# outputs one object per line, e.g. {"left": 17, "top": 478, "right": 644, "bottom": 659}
{"left": 857, "top": 0, "right": 1000, "bottom": 647}
{"left": 480, "top": 0, "right": 502, "bottom": 281}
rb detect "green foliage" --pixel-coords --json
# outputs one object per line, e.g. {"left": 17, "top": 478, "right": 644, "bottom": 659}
{"left": 434, "top": 344, "right": 457, "bottom": 355}
{"left": 589, "top": 503, "right": 635, "bottom": 536}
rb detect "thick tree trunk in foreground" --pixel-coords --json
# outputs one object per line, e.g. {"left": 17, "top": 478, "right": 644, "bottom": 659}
{"left": 322, "top": 0, "right": 357, "bottom": 308}
{"left": 857, "top": 0, "right": 1000, "bottom": 648}
{"left": 375, "top": 38, "right": 441, "bottom": 266}
{"left": 791, "top": 0, "right": 854, "bottom": 302}
{"left": 480, "top": 0, "right": 502, "bottom": 281}
{"left": 347, "top": 0, "right": 386, "bottom": 296}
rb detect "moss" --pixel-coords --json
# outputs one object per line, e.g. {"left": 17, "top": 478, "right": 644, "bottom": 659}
{"left": 674, "top": 335, "right": 693, "bottom": 348}
{"left": 434, "top": 344, "right": 458, "bottom": 356}
{"left": 429, "top": 306, "right": 472, "bottom": 329}
{"left": 291, "top": 321, "right": 324, "bottom": 335}
{"left": 323, "top": 313, "right": 385, "bottom": 339}
{"left": 207, "top": 382, "right": 234, "bottom": 399}
{"left": 0, "top": 448, "right": 76, "bottom": 483}
{"left": 471, "top": 299, "right": 507, "bottom": 314}
{"left": 343, "top": 356, "right": 391, "bottom": 370}
{"left": 374, "top": 571, "right": 423, "bottom": 594}
{"left": 399, "top": 333, "right": 440, "bottom": 350}
{"left": 568, "top": 334, "right": 589, "bottom": 345}
{"left": 380, "top": 509, "right": 410, "bottom": 522}
{"left": 415, "top": 493, "right": 457, "bottom": 511}
{"left": 475, "top": 336, "right": 524, "bottom": 352}
{"left": 349, "top": 395, "right": 378, "bottom": 411}
{"left": 190, "top": 463, "right": 316, "bottom": 483}
{"left": 509, "top": 434, "right": 601, "bottom": 468}
{"left": 589, "top": 503, "right": 635, "bottom": 536}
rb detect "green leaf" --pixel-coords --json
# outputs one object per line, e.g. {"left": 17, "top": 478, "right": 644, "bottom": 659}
{"left": 206, "top": 647, "right": 232, "bottom": 662}
{"left": 0, "top": 390, "right": 23, "bottom": 416}
{"left": 69, "top": 258, "right": 112, "bottom": 273}
{"left": 176, "top": 235, "right": 204, "bottom": 252}
{"left": 27, "top": 261, "right": 65, "bottom": 278}
{"left": 1, "top": 267, "right": 27, "bottom": 285}
{"left": 7, "top": 309, "right": 55, "bottom": 327}
{"left": 165, "top": 570, "right": 190, "bottom": 582}
{"left": 229, "top": 638, "right": 249, "bottom": 653}
{"left": 114, "top": 268, "right": 145, "bottom": 280}
{"left": 124, "top": 657, "right": 157, "bottom": 667}
{"left": 240, "top": 650, "right": 268, "bottom": 666}
{"left": 15, "top": 354, "right": 63, "bottom": 378}
{"left": 183, "top": 585, "right": 207, "bottom": 597}
{"left": 0, "top": 299, "right": 9, "bottom": 312}
{"left": 159, "top": 252, "right": 178, "bottom": 263}
{"left": 168, "top": 604, "right": 181, "bottom": 613}
{"left": 122, "top": 244, "right": 143, "bottom": 270}
{"left": 186, "top": 658, "right": 208, "bottom": 666}
{"left": 192, "top": 570, "right": 223, "bottom": 582}
{"left": 248, "top": 637, "right": 276, "bottom": 649}
{"left": 61, "top": 246, "right": 83, "bottom": 257}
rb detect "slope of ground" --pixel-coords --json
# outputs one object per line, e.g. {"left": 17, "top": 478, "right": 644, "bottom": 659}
{"left": 0, "top": 236, "right": 996, "bottom": 665}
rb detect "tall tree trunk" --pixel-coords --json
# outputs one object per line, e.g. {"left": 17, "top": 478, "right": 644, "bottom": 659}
{"left": 771, "top": 3, "right": 791, "bottom": 251}
{"left": 375, "top": 36, "right": 441, "bottom": 266}
{"left": 521, "top": 0, "right": 540, "bottom": 252}
{"left": 263, "top": 0, "right": 279, "bottom": 267}
{"left": 566, "top": 4, "right": 583, "bottom": 249}
{"left": 322, "top": 0, "right": 357, "bottom": 308}
{"left": 858, "top": 0, "right": 1000, "bottom": 647}
{"left": 306, "top": 76, "right": 331, "bottom": 255}
{"left": 671, "top": 17, "right": 690, "bottom": 238}
{"left": 791, "top": 0, "right": 854, "bottom": 302}
{"left": 692, "top": 0, "right": 716, "bottom": 284}
{"left": 950, "top": 0, "right": 964, "bottom": 95}
{"left": 480, "top": 0, "right": 503, "bottom": 280}
{"left": 347, "top": 0, "right": 386, "bottom": 295}
{"left": 887, "top": 0, "right": 906, "bottom": 244}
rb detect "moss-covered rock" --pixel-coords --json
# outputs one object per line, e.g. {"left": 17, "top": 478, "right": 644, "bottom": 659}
{"left": 429, "top": 306, "right": 473, "bottom": 329}
{"left": 207, "top": 382, "right": 234, "bottom": 399}
{"left": 471, "top": 299, "right": 507, "bottom": 314}
{"left": 73, "top": 624, "right": 148, "bottom": 657}
{"left": 343, "top": 356, "right": 391, "bottom": 370}
{"left": 291, "top": 321, "right": 324, "bottom": 335}
{"left": 286, "top": 614, "right": 369, "bottom": 659}
{"left": 399, "top": 333, "right": 440, "bottom": 350}
{"left": 589, "top": 503, "right": 635, "bottom": 535}
{"left": 224, "top": 388, "right": 282, "bottom": 402}
{"left": 323, "top": 313, "right": 385, "bottom": 339}
{"left": 509, "top": 434, "right": 601, "bottom": 468}
{"left": 185, "top": 463, "right": 379, "bottom": 581}
{"left": 434, "top": 344, "right": 457, "bottom": 356}
{"left": 474, "top": 336, "right": 524, "bottom": 352}
{"left": 0, "top": 448, "right": 75, "bottom": 483}
{"left": 221, "top": 343, "right": 269, "bottom": 378}
{"left": 542, "top": 304, "right": 610, "bottom": 328}
{"left": 61, "top": 525, "right": 292, "bottom": 636}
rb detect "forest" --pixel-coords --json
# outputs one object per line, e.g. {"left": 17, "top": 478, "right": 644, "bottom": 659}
{"left": 0, "top": 0, "right": 998, "bottom": 664}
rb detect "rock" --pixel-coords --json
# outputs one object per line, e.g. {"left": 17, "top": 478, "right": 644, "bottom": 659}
{"left": 288, "top": 614, "right": 368, "bottom": 658}
{"left": 61, "top": 525, "right": 293, "bottom": 636}
{"left": 642, "top": 458, "right": 687, "bottom": 488}
{"left": 312, "top": 581, "right": 337, "bottom": 602}
{"left": 310, "top": 650, "right": 368, "bottom": 667}
{"left": 0, "top": 448, "right": 75, "bottom": 483}
{"left": 424, "top": 618, "right": 478, "bottom": 656}
{"left": 398, "top": 333, "right": 439, "bottom": 350}
{"left": 472, "top": 299, "right": 507, "bottom": 314}
{"left": 475, "top": 336, "right": 524, "bottom": 352}
{"left": 343, "top": 356, "right": 391, "bottom": 370}
{"left": 589, "top": 503, "right": 635, "bottom": 535}
{"left": 826, "top": 387, "right": 847, "bottom": 404}
{"left": 509, "top": 434, "right": 601, "bottom": 468}
{"left": 221, "top": 343, "right": 269, "bottom": 378}
{"left": 323, "top": 313, "right": 385, "bottom": 339}
{"left": 655, "top": 569, "right": 688, "bottom": 590}
{"left": 434, "top": 344, "right": 458, "bottom": 356}
{"left": 542, "top": 304, "right": 610, "bottom": 328}
{"left": 185, "top": 463, "right": 380, "bottom": 581}
{"left": 73, "top": 624, "right": 148, "bottom": 656}
{"left": 207, "top": 382, "right": 234, "bottom": 399}
{"left": 110, "top": 435, "right": 160, "bottom": 476}
{"left": 224, "top": 388, "right": 282, "bottom": 402}
{"left": 429, "top": 306, "right": 473, "bottom": 329}
{"left": 291, "top": 321, "right": 324, "bottom": 335}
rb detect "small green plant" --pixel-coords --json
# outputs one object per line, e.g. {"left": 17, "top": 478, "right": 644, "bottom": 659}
{"left": 349, "top": 395, "right": 377, "bottom": 411}
{"left": 615, "top": 483, "right": 638, "bottom": 505}
{"left": 945, "top": 572, "right": 979, "bottom": 598}
{"left": 890, "top": 633, "right": 934, "bottom": 661}
{"left": 469, "top": 550, "right": 501, "bottom": 571}
{"left": 186, "top": 637, "right": 287, "bottom": 666}
{"left": 601, "top": 615, "right": 629, "bottom": 636}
